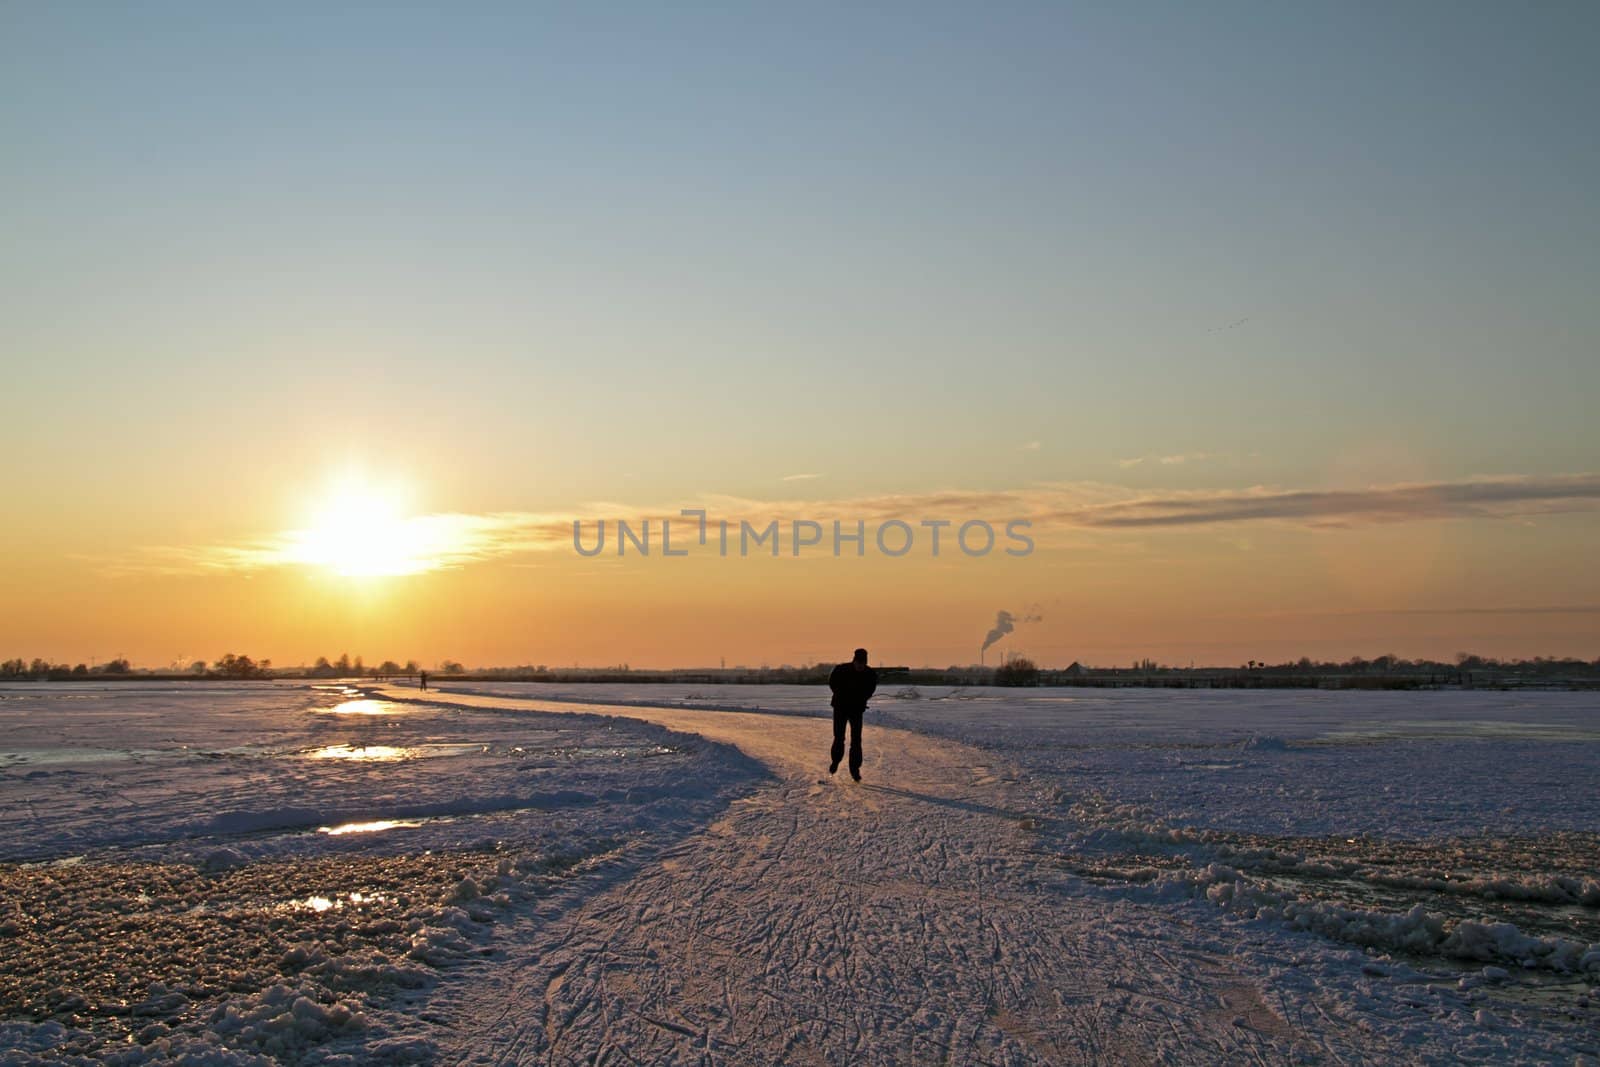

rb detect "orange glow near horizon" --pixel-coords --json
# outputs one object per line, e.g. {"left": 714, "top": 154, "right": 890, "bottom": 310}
{"left": 3, "top": 466, "right": 1600, "bottom": 670}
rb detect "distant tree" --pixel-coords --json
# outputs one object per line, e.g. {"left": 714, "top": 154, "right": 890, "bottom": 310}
{"left": 0, "top": 659, "right": 24, "bottom": 677}
{"left": 213, "top": 653, "right": 268, "bottom": 679}
{"left": 99, "top": 657, "right": 131, "bottom": 674}
{"left": 189, "top": 660, "right": 207, "bottom": 675}
{"left": 994, "top": 657, "right": 1039, "bottom": 687}
{"left": 29, "top": 658, "right": 50, "bottom": 677}
{"left": 403, "top": 659, "right": 419, "bottom": 675}
{"left": 377, "top": 660, "right": 401, "bottom": 678}
{"left": 72, "top": 663, "right": 88, "bottom": 676}
{"left": 353, "top": 655, "right": 365, "bottom": 677}
{"left": 437, "top": 660, "right": 465, "bottom": 674}
{"left": 335, "top": 652, "right": 352, "bottom": 674}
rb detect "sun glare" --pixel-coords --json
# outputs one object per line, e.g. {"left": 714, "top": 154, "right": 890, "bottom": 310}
{"left": 287, "top": 478, "right": 438, "bottom": 577}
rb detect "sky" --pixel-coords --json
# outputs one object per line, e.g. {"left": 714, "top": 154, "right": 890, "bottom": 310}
{"left": 3, "top": 2, "right": 1598, "bottom": 669}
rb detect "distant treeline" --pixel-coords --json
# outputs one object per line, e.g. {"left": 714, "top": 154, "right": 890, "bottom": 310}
{"left": 405, "top": 654, "right": 1600, "bottom": 690}
{"left": 4, "top": 653, "right": 1598, "bottom": 689}
{"left": 0, "top": 652, "right": 427, "bottom": 682}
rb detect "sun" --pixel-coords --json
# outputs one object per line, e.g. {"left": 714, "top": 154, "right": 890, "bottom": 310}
{"left": 289, "top": 478, "right": 433, "bottom": 578}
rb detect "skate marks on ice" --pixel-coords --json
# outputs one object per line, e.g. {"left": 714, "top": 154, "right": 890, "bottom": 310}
{"left": 378, "top": 690, "right": 1368, "bottom": 1065}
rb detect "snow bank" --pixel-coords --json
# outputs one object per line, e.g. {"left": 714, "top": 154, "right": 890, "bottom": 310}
{"left": 0, "top": 840, "right": 640, "bottom": 1062}
{"left": 1154, "top": 862, "right": 1600, "bottom": 972}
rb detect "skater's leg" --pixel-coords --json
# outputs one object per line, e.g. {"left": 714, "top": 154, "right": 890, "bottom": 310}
{"left": 830, "top": 707, "right": 846, "bottom": 773}
{"left": 847, "top": 710, "right": 864, "bottom": 779}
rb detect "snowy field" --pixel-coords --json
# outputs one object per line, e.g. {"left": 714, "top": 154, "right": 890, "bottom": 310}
{"left": 1, "top": 681, "right": 1597, "bottom": 1062}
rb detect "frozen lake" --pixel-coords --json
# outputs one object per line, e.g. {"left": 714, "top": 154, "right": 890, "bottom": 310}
{"left": 1, "top": 681, "right": 1596, "bottom": 1063}
{"left": 0, "top": 681, "right": 763, "bottom": 864}
{"left": 462, "top": 682, "right": 1600, "bottom": 962}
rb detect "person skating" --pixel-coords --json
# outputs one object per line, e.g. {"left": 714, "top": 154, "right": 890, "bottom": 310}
{"left": 828, "top": 648, "right": 877, "bottom": 781}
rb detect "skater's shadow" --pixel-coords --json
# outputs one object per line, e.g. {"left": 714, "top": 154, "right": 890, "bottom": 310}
{"left": 859, "top": 783, "right": 1044, "bottom": 824}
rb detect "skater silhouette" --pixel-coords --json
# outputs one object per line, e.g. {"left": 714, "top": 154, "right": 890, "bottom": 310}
{"left": 828, "top": 648, "right": 877, "bottom": 781}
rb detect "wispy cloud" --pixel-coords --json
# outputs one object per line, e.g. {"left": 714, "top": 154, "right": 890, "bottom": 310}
{"left": 108, "top": 511, "right": 578, "bottom": 578}
{"left": 781, "top": 473, "right": 822, "bottom": 482}
{"left": 1019, "top": 441, "right": 1041, "bottom": 452}
{"left": 1325, "top": 605, "right": 1600, "bottom": 617}
{"left": 111, "top": 473, "right": 1600, "bottom": 576}
{"left": 1061, "top": 474, "right": 1600, "bottom": 529}
{"left": 1119, "top": 451, "right": 1215, "bottom": 469}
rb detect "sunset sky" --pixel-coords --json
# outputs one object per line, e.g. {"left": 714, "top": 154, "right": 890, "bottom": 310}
{"left": 4, "top": 4, "right": 1598, "bottom": 669}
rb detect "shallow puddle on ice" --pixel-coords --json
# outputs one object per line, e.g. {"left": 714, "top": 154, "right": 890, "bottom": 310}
{"left": 300, "top": 742, "right": 485, "bottom": 762}
{"left": 0, "top": 746, "right": 162, "bottom": 767}
{"left": 310, "top": 685, "right": 366, "bottom": 697}
{"left": 318, "top": 819, "right": 423, "bottom": 835}
{"left": 304, "top": 744, "right": 413, "bottom": 761}
{"left": 321, "top": 699, "right": 407, "bottom": 716}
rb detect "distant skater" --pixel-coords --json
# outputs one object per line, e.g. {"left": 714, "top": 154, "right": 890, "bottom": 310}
{"left": 828, "top": 648, "right": 877, "bottom": 781}
{"left": 419, "top": 669, "right": 428, "bottom": 691}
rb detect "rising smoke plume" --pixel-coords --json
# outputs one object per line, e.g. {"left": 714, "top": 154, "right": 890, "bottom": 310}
{"left": 980, "top": 609, "right": 1041, "bottom": 656}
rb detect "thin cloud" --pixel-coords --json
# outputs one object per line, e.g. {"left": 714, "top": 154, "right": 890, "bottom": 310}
{"left": 108, "top": 511, "right": 577, "bottom": 578}
{"left": 1120, "top": 451, "right": 1214, "bottom": 469}
{"left": 113, "top": 473, "right": 1600, "bottom": 576}
{"left": 781, "top": 473, "right": 823, "bottom": 482}
{"left": 1019, "top": 441, "right": 1041, "bottom": 452}
{"left": 1062, "top": 474, "right": 1600, "bottom": 529}
{"left": 1327, "top": 605, "right": 1600, "bottom": 617}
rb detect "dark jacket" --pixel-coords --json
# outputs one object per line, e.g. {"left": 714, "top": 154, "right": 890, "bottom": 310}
{"left": 828, "top": 662, "right": 877, "bottom": 712}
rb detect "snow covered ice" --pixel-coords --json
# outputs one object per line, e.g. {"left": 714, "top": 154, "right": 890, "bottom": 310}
{"left": 1, "top": 681, "right": 1597, "bottom": 1062}
{"left": 0, "top": 682, "right": 763, "bottom": 1063}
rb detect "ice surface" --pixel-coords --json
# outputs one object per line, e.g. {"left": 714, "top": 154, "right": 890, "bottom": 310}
{"left": 1, "top": 680, "right": 1596, "bottom": 1062}
{"left": 458, "top": 681, "right": 1600, "bottom": 836}
{"left": 0, "top": 682, "right": 760, "bottom": 864}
